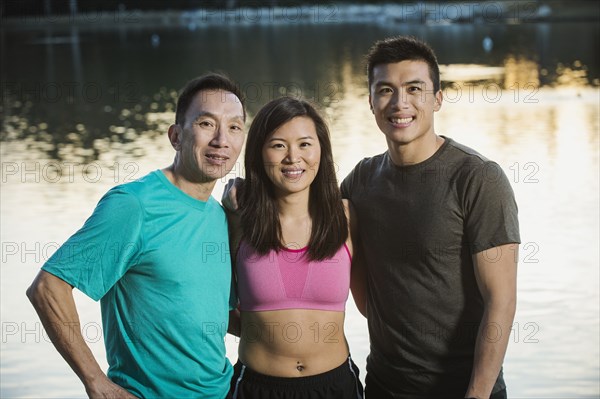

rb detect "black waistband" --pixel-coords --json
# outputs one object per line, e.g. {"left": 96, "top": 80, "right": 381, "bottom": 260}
{"left": 234, "top": 357, "right": 356, "bottom": 388}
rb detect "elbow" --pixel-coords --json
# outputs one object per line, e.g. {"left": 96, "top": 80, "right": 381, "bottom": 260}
{"left": 501, "top": 291, "right": 517, "bottom": 315}
{"left": 487, "top": 293, "right": 517, "bottom": 321}
{"left": 26, "top": 271, "right": 62, "bottom": 309}
{"left": 26, "top": 277, "right": 44, "bottom": 308}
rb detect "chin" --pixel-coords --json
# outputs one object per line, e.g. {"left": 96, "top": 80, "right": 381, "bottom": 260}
{"left": 387, "top": 130, "right": 426, "bottom": 144}
{"left": 201, "top": 164, "right": 232, "bottom": 179}
{"left": 384, "top": 134, "right": 414, "bottom": 146}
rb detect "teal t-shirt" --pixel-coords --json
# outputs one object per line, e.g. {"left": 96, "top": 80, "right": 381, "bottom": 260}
{"left": 42, "top": 170, "right": 235, "bottom": 399}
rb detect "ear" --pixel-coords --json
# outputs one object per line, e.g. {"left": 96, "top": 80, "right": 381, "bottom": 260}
{"left": 433, "top": 90, "right": 443, "bottom": 112}
{"left": 368, "top": 93, "right": 374, "bottom": 114}
{"left": 168, "top": 124, "right": 183, "bottom": 151}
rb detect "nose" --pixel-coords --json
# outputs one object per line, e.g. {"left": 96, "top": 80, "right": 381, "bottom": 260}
{"left": 390, "top": 90, "right": 408, "bottom": 109}
{"left": 210, "top": 125, "right": 229, "bottom": 147}
{"left": 283, "top": 147, "right": 300, "bottom": 164}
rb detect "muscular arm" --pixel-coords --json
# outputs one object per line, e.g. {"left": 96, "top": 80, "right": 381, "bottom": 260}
{"left": 346, "top": 200, "right": 367, "bottom": 318}
{"left": 26, "top": 271, "right": 137, "bottom": 399}
{"left": 465, "top": 244, "right": 518, "bottom": 398}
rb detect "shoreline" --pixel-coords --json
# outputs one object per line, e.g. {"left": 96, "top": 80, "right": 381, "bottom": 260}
{"left": 2, "top": 2, "right": 599, "bottom": 31}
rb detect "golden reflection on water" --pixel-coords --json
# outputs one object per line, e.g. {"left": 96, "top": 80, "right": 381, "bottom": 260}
{"left": 1, "top": 54, "right": 599, "bottom": 397}
{"left": 504, "top": 55, "right": 540, "bottom": 89}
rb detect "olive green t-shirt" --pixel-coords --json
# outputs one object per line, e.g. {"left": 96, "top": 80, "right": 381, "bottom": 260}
{"left": 341, "top": 137, "right": 520, "bottom": 397}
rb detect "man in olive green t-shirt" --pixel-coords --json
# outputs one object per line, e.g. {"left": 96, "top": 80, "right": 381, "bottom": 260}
{"left": 342, "top": 36, "right": 519, "bottom": 399}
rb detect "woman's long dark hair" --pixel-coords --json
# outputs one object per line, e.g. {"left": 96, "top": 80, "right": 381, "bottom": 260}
{"left": 240, "top": 97, "right": 348, "bottom": 261}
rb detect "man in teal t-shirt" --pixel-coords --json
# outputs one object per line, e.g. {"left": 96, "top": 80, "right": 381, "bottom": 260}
{"left": 27, "top": 73, "right": 247, "bottom": 399}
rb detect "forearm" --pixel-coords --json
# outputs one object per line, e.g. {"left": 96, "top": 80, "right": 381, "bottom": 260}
{"left": 26, "top": 272, "right": 107, "bottom": 391}
{"left": 465, "top": 299, "right": 516, "bottom": 398}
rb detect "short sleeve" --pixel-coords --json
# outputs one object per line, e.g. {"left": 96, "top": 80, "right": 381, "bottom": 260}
{"left": 42, "top": 187, "right": 144, "bottom": 301}
{"left": 463, "top": 162, "right": 521, "bottom": 254}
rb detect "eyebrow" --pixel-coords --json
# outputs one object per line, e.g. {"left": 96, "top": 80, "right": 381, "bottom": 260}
{"left": 268, "top": 136, "right": 316, "bottom": 142}
{"left": 404, "top": 80, "right": 427, "bottom": 86}
{"left": 374, "top": 79, "right": 426, "bottom": 87}
{"left": 191, "top": 111, "right": 244, "bottom": 123}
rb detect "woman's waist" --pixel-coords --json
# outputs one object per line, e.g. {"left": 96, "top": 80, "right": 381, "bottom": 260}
{"left": 239, "top": 310, "right": 349, "bottom": 376}
{"left": 238, "top": 340, "right": 350, "bottom": 377}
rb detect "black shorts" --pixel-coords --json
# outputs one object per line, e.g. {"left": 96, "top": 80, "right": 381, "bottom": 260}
{"left": 365, "top": 373, "right": 507, "bottom": 399}
{"left": 229, "top": 357, "right": 364, "bottom": 399}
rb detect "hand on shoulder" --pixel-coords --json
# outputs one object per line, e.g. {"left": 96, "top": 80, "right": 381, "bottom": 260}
{"left": 222, "top": 177, "right": 245, "bottom": 211}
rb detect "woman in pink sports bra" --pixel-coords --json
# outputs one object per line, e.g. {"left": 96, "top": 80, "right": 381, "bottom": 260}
{"left": 227, "top": 97, "right": 366, "bottom": 399}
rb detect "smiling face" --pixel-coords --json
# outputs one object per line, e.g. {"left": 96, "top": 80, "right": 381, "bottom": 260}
{"left": 369, "top": 60, "right": 442, "bottom": 150}
{"left": 176, "top": 89, "right": 245, "bottom": 182}
{"left": 261, "top": 116, "right": 321, "bottom": 197}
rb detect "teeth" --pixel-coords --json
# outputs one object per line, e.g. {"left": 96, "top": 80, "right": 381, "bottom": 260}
{"left": 283, "top": 170, "right": 303, "bottom": 176}
{"left": 391, "top": 117, "right": 413, "bottom": 124}
{"left": 207, "top": 155, "right": 226, "bottom": 160}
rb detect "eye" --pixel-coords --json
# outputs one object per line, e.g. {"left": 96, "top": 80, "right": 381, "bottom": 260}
{"left": 300, "top": 142, "right": 312, "bottom": 147}
{"left": 195, "top": 120, "right": 214, "bottom": 128}
{"left": 271, "top": 143, "right": 285, "bottom": 149}
{"left": 408, "top": 86, "right": 422, "bottom": 93}
{"left": 378, "top": 87, "right": 393, "bottom": 94}
{"left": 230, "top": 124, "right": 243, "bottom": 132}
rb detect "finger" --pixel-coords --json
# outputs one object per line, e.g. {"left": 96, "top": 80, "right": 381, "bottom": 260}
{"left": 225, "top": 178, "right": 235, "bottom": 190}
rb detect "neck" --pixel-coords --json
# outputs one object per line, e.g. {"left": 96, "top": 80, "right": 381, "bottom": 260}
{"left": 276, "top": 190, "right": 312, "bottom": 249}
{"left": 275, "top": 190, "right": 311, "bottom": 221}
{"left": 387, "top": 133, "right": 444, "bottom": 166}
{"left": 162, "top": 163, "right": 216, "bottom": 202}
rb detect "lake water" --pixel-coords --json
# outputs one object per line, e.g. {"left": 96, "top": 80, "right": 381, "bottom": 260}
{"left": 1, "top": 15, "right": 599, "bottom": 398}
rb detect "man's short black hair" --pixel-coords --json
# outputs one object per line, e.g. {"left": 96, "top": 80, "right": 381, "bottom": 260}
{"left": 366, "top": 36, "right": 441, "bottom": 93}
{"left": 175, "top": 73, "right": 246, "bottom": 126}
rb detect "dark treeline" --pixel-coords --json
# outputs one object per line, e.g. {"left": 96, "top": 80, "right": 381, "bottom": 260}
{"left": 1, "top": 0, "right": 563, "bottom": 18}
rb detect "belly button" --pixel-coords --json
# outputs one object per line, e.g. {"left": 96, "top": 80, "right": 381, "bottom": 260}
{"left": 296, "top": 361, "right": 304, "bottom": 372}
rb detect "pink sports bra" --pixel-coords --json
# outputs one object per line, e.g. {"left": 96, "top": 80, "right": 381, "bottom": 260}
{"left": 236, "top": 241, "right": 352, "bottom": 312}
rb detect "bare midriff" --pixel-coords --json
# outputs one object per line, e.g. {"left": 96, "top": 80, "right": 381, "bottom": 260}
{"left": 238, "top": 309, "right": 349, "bottom": 377}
